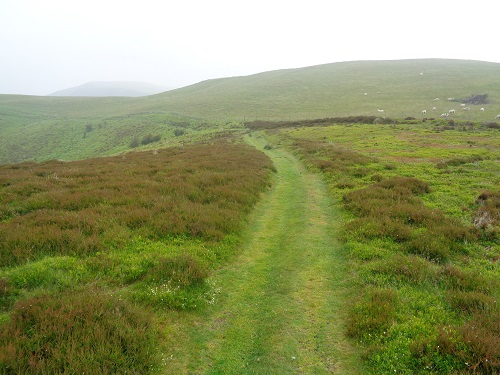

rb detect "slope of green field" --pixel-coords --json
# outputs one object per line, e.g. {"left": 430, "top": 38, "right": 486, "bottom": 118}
{"left": 1, "top": 59, "right": 500, "bottom": 164}
{"left": 139, "top": 59, "right": 500, "bottom": 120}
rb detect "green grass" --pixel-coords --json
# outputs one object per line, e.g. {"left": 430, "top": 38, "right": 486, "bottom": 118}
{"left": 268, "top": 121, "right": 500, "bottom": 374}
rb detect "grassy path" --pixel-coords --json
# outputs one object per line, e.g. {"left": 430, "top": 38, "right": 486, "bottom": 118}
{"left": 161, "top": 133, "right": 362, "bottom": 374}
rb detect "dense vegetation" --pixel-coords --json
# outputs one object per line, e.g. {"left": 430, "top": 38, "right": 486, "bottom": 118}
{"left": 0, "top": 141, "right": 274, "bottom": 373}
{"left": 263, "top": 120, "right": 500, "bottom": 373}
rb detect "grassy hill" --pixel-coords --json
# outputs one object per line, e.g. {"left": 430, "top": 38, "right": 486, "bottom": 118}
{"left": 138, "top": 58, "right": 500, "bottom": 120}
{"left": 1, "top": 59, "right": 500, "bottom": 164}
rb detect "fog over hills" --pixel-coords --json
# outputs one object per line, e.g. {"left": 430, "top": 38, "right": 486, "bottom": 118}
{"left": 49, "top": 81, "right": 172, "bottom": 97}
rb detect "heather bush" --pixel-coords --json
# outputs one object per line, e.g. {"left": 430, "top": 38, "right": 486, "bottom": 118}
{"left": 0, "top": 278, "right": 16, "bottom": 311}
{"left": 0, "top": 289, "right": 160, "bottom": 374}
{"left": 0, "top": 142, "right": 273, "bottom": 267}
{"left": 435, "top": 311, "right": 500, "bottom": 374}
{"left": 372, "top": 254, "right": 435, "bottom": 285}
{"left": 446, "top": 290, "right": 496, "bottom": 314}
{"left": 346, "top": 288, "right": 397, "bottom": 339}
{"left": 405, "top": 231, "right": 451, "bottom": 263}
{"left": 142, "top": 254, "right": 208, "bottom": 288}
{"left": 439, "top": 264, "right": 494, "bottom": 294}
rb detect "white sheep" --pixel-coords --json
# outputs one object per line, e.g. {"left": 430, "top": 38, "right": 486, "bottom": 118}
{"left": 449, "top": 109, "right": 456, "bottom": 114}
{"left": 432, "top": 107, "right": 437, "bottom": 111}
{"left": 422, "top": 110, "right": 427, "bottom": 115}
{"left": 462, "top": 107, "right": 470, "bottom": 111}
{"left": 441, "top": 113, "right": 449, "bottom": 118}
{"left": 480, "top": 108, "right": 485, "bottom": 112}
{"left": 377, "top": 109, "right": 384, "bottom": 113}
{"left": 460, "top": 104, "right": 466, "bottom": 107}
{"left": 496, "top": 114, "right": 500, "bottom": 119}
{"left": 433, "top": 98, "right": 440, "bottom": 101}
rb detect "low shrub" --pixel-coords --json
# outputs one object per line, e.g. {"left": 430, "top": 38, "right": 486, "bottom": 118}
{"left": 446, "top": 290, "right": 496, "bottom": 314}
{"left": 344, "top": 217, "right": 413, "bottom": 243}
{"left": 142, "top": 254, "right": 208, "bottom": 288}
{"left": 439, "top": 264, "right": 494, "bottom": 294}
{"left": 373, "top": 254, "right": 434, "bottom": 285}
{"left": 436, "top": 311, "right": 500, "bottom": 374}
{"left": 0, "top": 278, "right": 17, "bottom": 311}
{"left": 346, "top": 288, "right": 397, "bottom": 339}
{"left": 375, "top": 176, "right": 430, "bottom": 195}
{"left": 405, "top": 232, "right": 450, "bottom": 263}
{"left": 0, "top": 289, "right": 160, "bottom": 374}
{"left": 0, "top": 142, "right": 274, "bottom": 267}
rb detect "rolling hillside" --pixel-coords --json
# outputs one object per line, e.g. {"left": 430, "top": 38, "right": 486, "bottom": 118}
{"left": 139, "top": 58, "right": 500, "bottom": 120}
{"left": 1, "top": 59, "right": 500, "bottom": 164}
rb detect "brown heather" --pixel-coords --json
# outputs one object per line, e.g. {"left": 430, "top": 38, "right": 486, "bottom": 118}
{"left": 0, "top": 288, "right": 159, "bottom": 374}
{"left": 0, "top": 142, "right": 274, "bottom": 267}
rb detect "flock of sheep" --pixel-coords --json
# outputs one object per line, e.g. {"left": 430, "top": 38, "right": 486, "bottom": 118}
{"left": 373, "top": 95, "right": 500, "bottom": 120}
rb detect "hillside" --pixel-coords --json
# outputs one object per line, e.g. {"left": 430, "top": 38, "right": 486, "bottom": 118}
{"left": 49, "top": 81, "right": 172, "bottom": 97}
{"left": 139, "top": 58, "right": 500, "bottom": 120}
{"left": 1, "top": 59, "right": 500, "bottom": 164}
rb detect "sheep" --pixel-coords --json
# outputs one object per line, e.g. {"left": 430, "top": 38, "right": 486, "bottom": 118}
{"left": 441, "top": 113, "right": 449, "bottom": 118}
{"left": 496, "top": 114, "right": 500, "bottom": 119}
{"left": 448, "top": 98, "right": 455, "bottom": 101}
{"left": 449, "top": 109, "right": 456, "bottom": 114}
{"left": 460, "top": 103, "right": 466, "bottom": 107}
{"left": 422, "top": 110, "right": 427, "bottom": 115}
{"left": 377, "top": 109, "right": 384, "bottom": 113}
{"left": 462, "top": 107, "right": 470, "bottom": 111}
{"left": 480, "top": 108, "right": 485, "bottom": 112}
{"left": 433, "top": 98, "right": 440, "bottom": 101}
{"left": 432, "top": 107, "right": 437, "bottom": 111}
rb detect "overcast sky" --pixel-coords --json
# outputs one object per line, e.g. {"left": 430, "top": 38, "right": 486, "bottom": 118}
{"left": 1, "top": 0, "right": 498, "bottom": 96}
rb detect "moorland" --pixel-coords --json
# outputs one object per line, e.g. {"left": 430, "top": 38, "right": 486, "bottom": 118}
{"left": 0, "top": 59, "right": 499, "bottom": 374}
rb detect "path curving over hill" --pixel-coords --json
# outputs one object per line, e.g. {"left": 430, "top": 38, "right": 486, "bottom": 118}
{"left": 163, "top": 133, "right": 363, "bottom": 374}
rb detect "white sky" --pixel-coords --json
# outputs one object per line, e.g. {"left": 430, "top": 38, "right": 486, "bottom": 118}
{"left": 0, "top": 0, "right": 498, "bottom": 95}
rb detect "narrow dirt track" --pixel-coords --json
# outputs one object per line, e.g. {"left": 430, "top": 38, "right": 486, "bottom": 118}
{"left": 166, "top": 133, "right": 362, "bottom": 374}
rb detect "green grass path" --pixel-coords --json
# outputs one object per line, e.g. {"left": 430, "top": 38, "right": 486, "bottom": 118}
{"left": 162, "top": 133, "right": 362, "bottom": 374}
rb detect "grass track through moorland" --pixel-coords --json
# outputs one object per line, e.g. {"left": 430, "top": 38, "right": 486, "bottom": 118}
{"left": 163, "top": 133, "right": 363, "bottom": 374}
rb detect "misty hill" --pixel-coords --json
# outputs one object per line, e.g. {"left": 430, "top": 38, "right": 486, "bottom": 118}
{"left": 49, "top": 81, "right": 172, "bottom": 97}
{"left": 2, "top": 58, "right": 500, "bottom": 164}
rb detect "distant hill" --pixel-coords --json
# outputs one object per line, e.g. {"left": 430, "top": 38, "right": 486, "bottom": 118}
{"left": 49, "top": 81, "right": 172, "bottom": 97}
{"left": 2, "top": 58, "right": 500, "bottom": 164}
